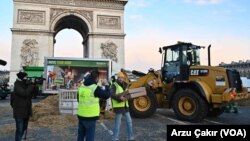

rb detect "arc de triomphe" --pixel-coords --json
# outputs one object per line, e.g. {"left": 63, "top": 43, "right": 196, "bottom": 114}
{"left": 10, "top": 0, "right": 127, "bottom": 83}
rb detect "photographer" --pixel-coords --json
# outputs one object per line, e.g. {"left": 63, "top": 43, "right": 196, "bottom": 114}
{"left": 11, "top": 71, "right": 34, "bottom": 141}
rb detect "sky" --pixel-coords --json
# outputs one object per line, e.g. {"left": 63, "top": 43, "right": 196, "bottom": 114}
{"left": 0, "top": 0, "right": 250, "bottom": 72}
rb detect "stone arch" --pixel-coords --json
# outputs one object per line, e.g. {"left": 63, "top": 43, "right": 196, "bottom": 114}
{"left": 50, "top": 11, "right": 93, "bottom": 58}
{"left": 50, "top": 11, "right": 93, "bottom": 33}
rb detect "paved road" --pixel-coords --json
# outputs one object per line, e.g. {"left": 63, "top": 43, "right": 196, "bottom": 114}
{"left": 0, "top": 96, "right": 250, "bottom": 141}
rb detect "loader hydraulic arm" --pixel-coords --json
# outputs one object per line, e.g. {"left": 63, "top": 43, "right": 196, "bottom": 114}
{"left": 129, "top": 70, "right": 161, "bottom": 89}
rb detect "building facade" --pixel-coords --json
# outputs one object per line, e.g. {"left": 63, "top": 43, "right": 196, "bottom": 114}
{"left": 219, "top": 60, "right": 250, "bottom": 79}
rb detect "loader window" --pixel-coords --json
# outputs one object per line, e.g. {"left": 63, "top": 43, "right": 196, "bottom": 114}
{"left": 166, "top": 49, "right": 179, "bottom": 62}
{"left": 184, "top": 47, "right": 201, "bottom": 66}
{"left": 193, "top": 49, "right": 201, "bottom": 65}
{"left": 163, "top": 48, "right": 180, "bottom": 83}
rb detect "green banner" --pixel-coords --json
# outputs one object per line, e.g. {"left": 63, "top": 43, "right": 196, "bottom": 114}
{"left": 47, "top": 59, "right": 108, "bottom": 67}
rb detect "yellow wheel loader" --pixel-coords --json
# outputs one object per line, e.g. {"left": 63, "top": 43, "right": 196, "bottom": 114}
{"left": 128, "top": 42, "right": 249, "bottom": 122}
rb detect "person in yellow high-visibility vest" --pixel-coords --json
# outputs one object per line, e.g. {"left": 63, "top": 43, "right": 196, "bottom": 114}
{"left": 77, "top": 70, "right": 110, "bottom": 141}
{"left": 111, "top": 72, "right": 135, "bottom": 141}
{"left": 120, "top": 68, "right": 130, "bottom": 84}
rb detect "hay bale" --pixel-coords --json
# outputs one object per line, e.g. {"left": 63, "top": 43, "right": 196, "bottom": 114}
{"left": 31, "top": 103, "right": 59, "bottom": 121}
{"left": 41, "top": 95, "right": 59, "bottom": 107}
{"left": 31, "top": 95, "right": 59, "bottom": 122}
{"left": 30, "top": 95, "right": 114, "bottom": 128}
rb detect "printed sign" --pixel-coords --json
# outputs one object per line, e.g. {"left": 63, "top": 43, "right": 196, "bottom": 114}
{"left": 43, "top": 57, "right": 111, "bottom": 94}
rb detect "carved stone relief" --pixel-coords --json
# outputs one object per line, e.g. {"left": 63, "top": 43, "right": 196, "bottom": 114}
{"left": 50, "top": 8, "right": 93, "bottom": 25}
{"left": 100, "top": 40, "right": 118, "bottom": 62}
{"left": 20, "top": 39, "right": 39, "bottom": 66}
{"left": 14, "top": 0, "right": 126, "bottom": 10}
{"left": 98, "top": 15, "right": 120, "bottom": 29}
{"left": 18, "top": 10, "right": 45, "bottom": 24}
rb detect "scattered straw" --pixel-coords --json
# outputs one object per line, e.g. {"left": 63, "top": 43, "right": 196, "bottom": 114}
{"left": 30, "top": 95, "right": 114, "bottom": 129}
{"left": 0, "top": 124, "right": 15, "bottom": 135}
{"left": 36, "top": 115, "right": 77, "bottom": 128}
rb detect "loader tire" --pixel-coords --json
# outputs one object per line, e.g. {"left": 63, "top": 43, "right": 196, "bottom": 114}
{"left": 171, "top": 89, "right": 208, "bottom": 122}
{"left": 129, "top": 87, "right": 157, "bottom": 118}
{"left": 207, "top": 108, "right": 225, "bottom": 117}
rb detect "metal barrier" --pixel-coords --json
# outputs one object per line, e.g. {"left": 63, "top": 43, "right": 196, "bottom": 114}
{"left": 58, "top": 89, "right": 78, "bottom": 115}
{"left": 58, "top": 89, "right": 112, "bottom": 115}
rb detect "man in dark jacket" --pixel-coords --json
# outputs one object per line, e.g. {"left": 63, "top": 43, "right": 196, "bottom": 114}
{"left": 11, "top": 71, "right": 34, "bottom": 141}
{"left": 77, "top": 70, "right": 110, "bottom": 141}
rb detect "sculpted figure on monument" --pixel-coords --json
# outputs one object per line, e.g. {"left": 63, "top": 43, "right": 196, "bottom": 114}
{"left": 100, "top": 41, "right": 118, "bottom": 62}
{"left": 20, "top": 39, "right": 39, "bottom": 67}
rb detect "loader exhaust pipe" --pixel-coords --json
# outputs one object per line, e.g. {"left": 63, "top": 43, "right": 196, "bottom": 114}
{"left": 208, "top": 44, "right": 211, "bottom": 66}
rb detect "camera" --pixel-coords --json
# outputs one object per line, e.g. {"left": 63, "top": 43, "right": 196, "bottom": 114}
{"left": 27, "top": 77, "right": 45, "bottom": 85}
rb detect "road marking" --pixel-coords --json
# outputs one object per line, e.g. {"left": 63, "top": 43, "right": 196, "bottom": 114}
{"left": 154, "top": 113, "right": 166, "bottom": 119}
{"left": 155, "top": 113, "right": 224, "bottom": 125}
{"left": 167, "top": 117, "right": 189, "bottom": 125}
{"left": 155, "top": 113, "right": 189, "bottom": 124}
{"left": 204, "top": 119, "right": 224, "bottom": 124}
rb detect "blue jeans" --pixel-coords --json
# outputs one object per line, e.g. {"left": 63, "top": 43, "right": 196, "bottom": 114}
{"left": 77, "top": 119, "right": 96, "bottom": 141}
{"left": 15, "top": 118, "right": 28, "bottom": 141}
{"left": 112, "top": 112, "right": 134, "bottom": 141}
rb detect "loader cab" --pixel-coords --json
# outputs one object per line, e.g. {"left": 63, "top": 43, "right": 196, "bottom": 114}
{"left": 160, "top": 42, "right": 203, "bottom": 83}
